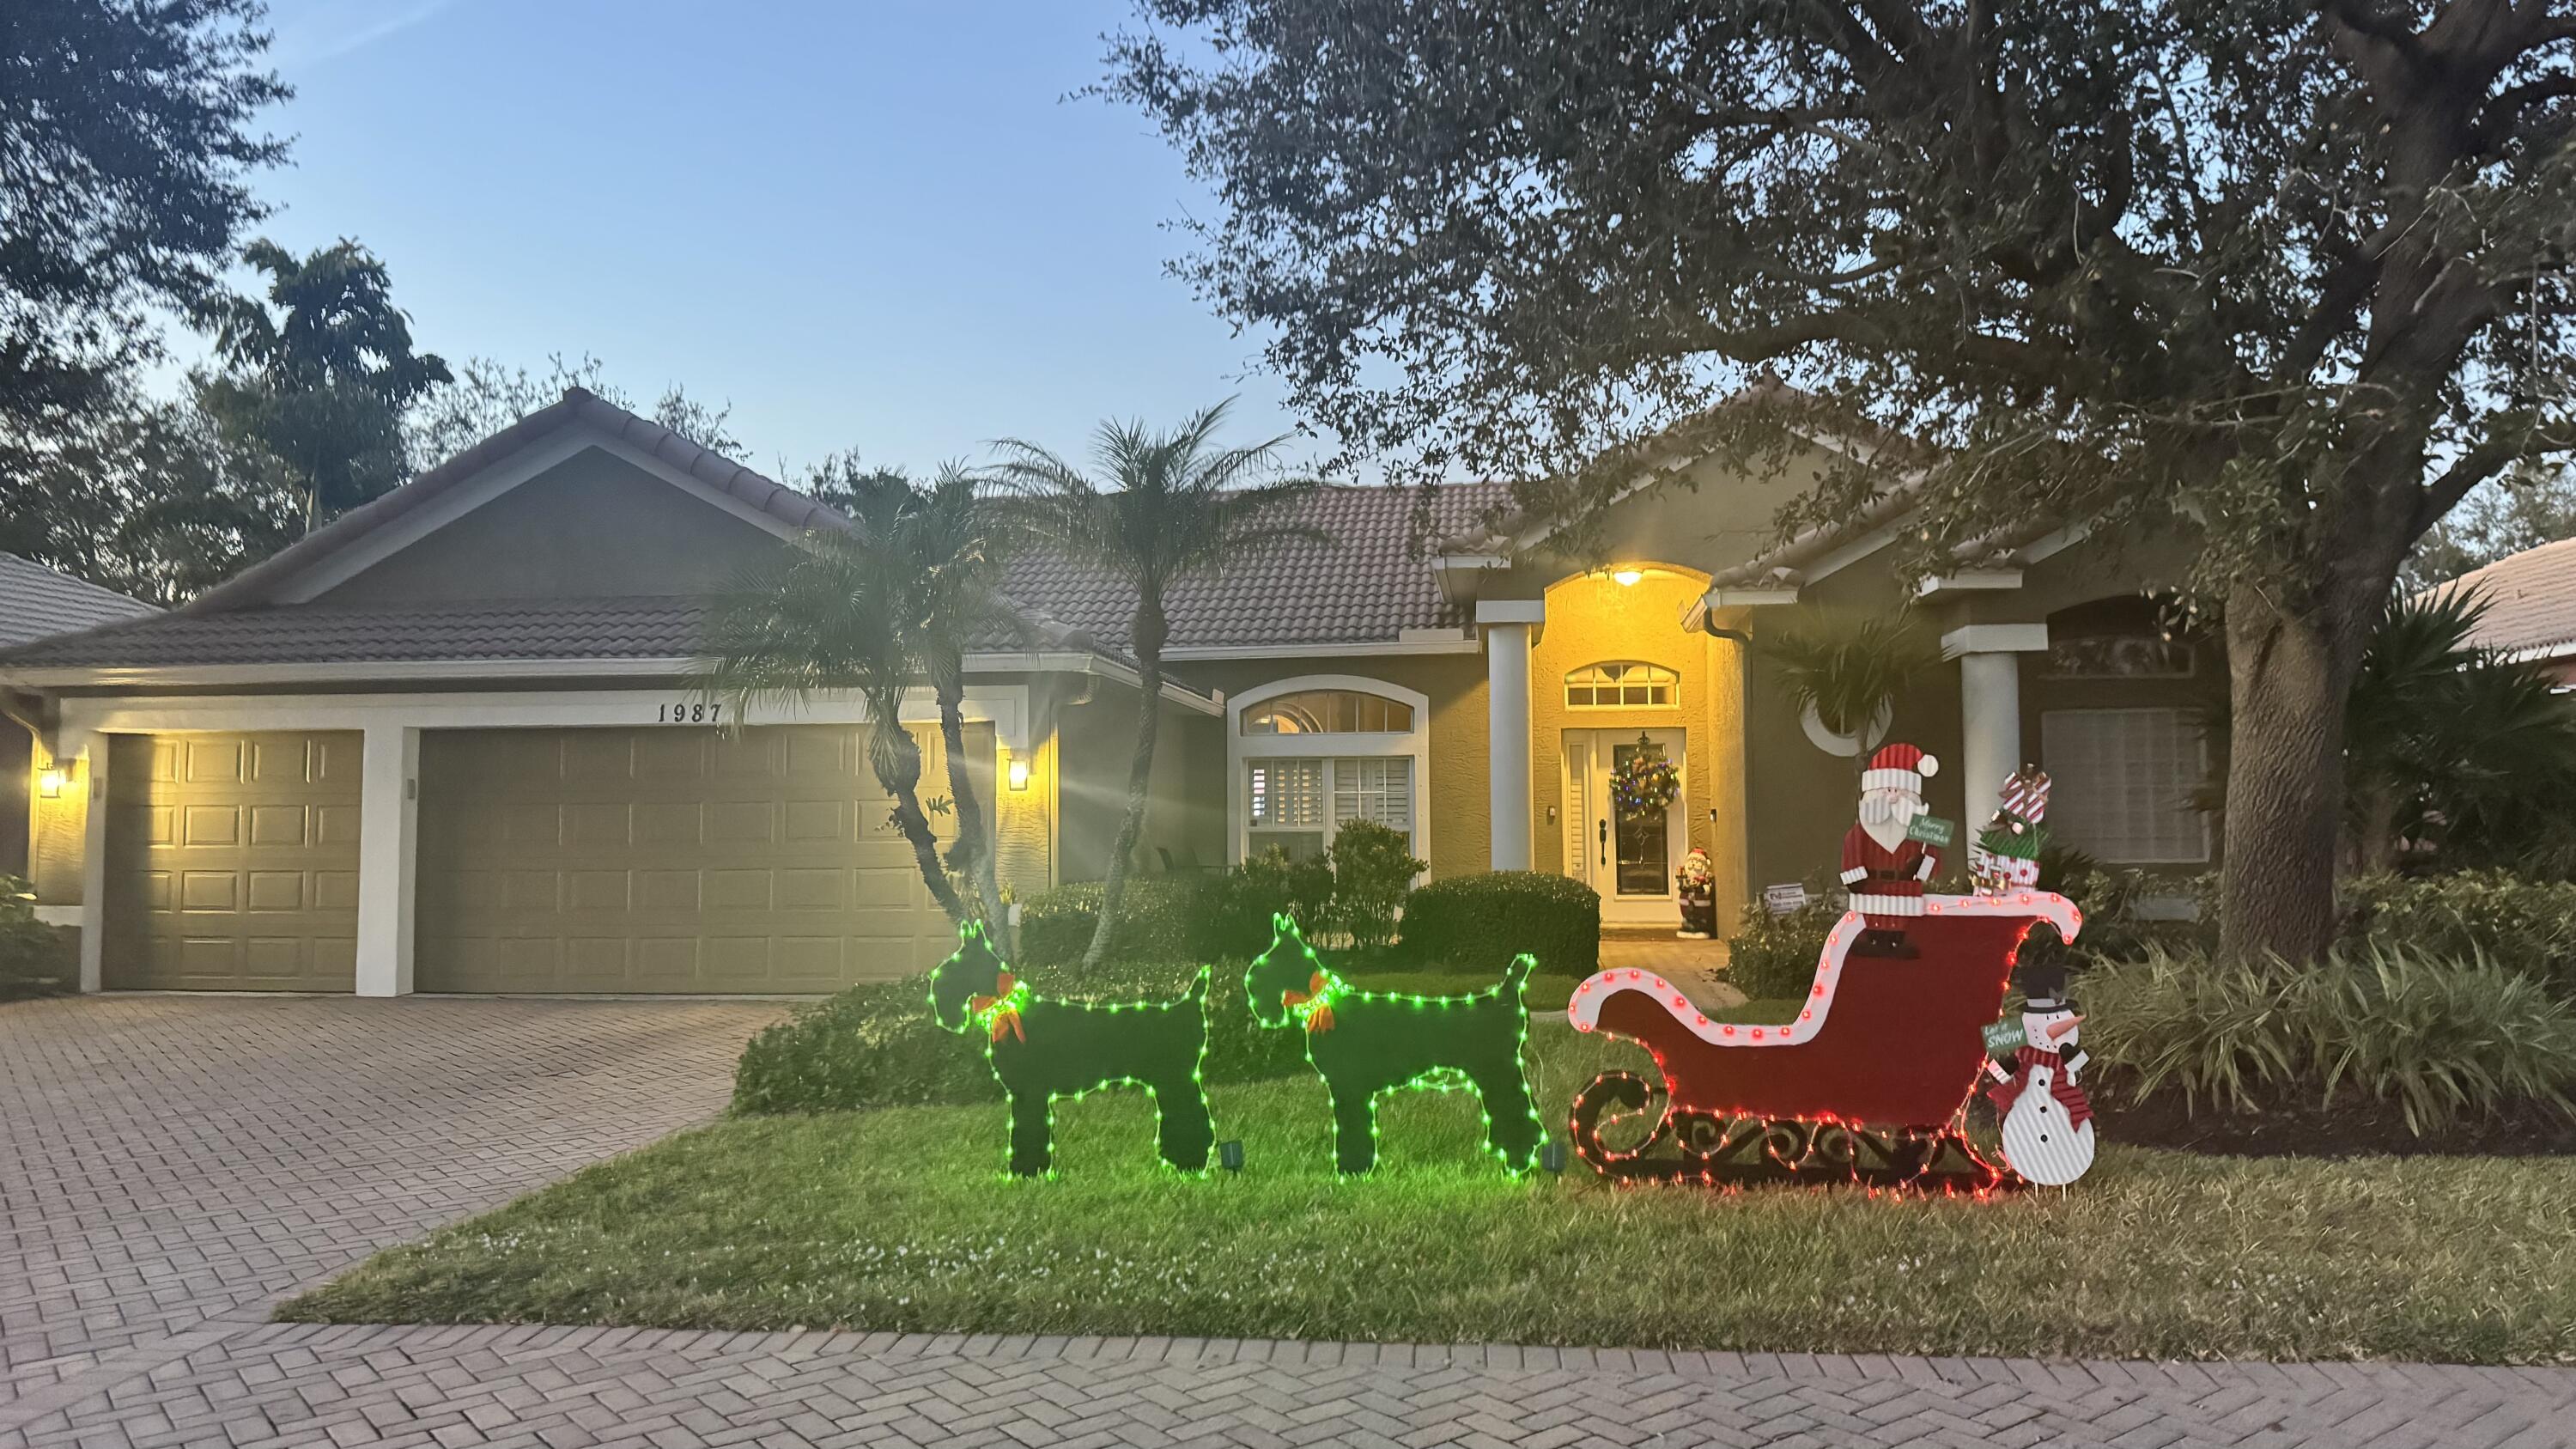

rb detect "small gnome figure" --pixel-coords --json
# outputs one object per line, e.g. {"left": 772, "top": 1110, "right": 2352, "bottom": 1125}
{"left": 1985, "top": 962, "right": 2096, "bottom": 1186}
{"left": 1968, "top": 765, "right": 2052, "bottom": 896}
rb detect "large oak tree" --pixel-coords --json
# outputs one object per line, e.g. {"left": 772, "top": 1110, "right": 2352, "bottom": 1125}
{"left": 1105, "top": 0, "right": 2576, "bottom": 959}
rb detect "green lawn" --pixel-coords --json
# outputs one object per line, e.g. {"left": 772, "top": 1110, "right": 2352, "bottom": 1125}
{"left": 283, "top": 1029, "right": 2576, "bottom": 1364}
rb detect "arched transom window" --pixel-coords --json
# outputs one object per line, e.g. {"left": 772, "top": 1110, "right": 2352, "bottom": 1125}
{"left": 1230, "top": 678, "right": 1431, "bottom": 866}
{"left": 1240, "top": 688, "right": 1416, "bottom": 735}
{"left": 1565, "top": 661, "right": 1678, "bottom": 709}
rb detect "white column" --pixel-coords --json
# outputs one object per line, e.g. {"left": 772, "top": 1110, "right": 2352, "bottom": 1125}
{"left": 1481, "top": 602, "right": 1540, "bottom": 871}
{"left": 1959, "top": 652, "right": 2022, "bottom": 821}
{"left": 355, "top": 724, "right": 420, "bottom": 998}
{"left": 73, "top": 731, "right": 106, "bottom": 994}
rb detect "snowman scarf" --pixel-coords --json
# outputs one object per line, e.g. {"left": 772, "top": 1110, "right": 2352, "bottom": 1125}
{"left": 1986, "top": 1044, "right": 2093, "bottom": 1127}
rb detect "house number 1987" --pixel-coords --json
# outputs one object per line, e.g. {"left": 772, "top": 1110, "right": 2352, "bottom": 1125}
{"left": 656, "top": 703, "right": 723, "bottom": 724}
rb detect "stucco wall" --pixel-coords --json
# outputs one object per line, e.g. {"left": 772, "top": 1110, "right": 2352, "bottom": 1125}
{"left": 29, "top": 736, "right": 84, "bottom": 905}
{"left": 1051, "top": 682, "right": 1222, "bottom": 883}
{"left": 315, "top": 448, "right": 793, "bottom": 606}
{"left": 2, "top": 726, "right": 27, "bottom": 880}
{"left": 1164, "top": 653, "right": 1493, "bottom": 881}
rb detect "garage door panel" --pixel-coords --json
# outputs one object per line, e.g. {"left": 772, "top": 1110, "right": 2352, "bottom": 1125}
{"left": 106, "top": 732, "right": 365, "bottom": 991}
{"left": 182, "top": 805, "right": 240, "bottom": 846}
{"left": 247, "top": 805, "right": 309, "bottom": 846}
{"left": 245, "top": 871, "right": 304, "bottom": 911}
{"left": 416, "top": 724, "right": 974, "bottom": 994}
{"left": 184, "top": 739, "right": 243, "bottom": 785}
{"left": 314, "top": 870, "right": 361, "bottom": 912}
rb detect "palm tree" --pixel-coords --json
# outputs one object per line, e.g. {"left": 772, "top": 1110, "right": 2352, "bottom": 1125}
{"left": 697, "top": 462, "right": 1019, "bottom": 952}
{"left": 195, "top": 239, "right": 453, "bottom": 530}
{"left": 988, "top": 400, "right": 1327, "bottom": 968}
{"left": 1756, "top": 607, "right": 1939, "bottom": 778}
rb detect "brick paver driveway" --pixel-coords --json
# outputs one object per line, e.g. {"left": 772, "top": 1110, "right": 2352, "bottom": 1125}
{"left": 0, "top": 995, "right": 781, "bottom": 1421}
{"left": 7, "top": 995, "right": 2574, "bottom": 1449}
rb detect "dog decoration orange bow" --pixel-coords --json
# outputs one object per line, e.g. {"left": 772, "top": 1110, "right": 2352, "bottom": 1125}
{"left": 970, "top": 973, "right": 1027, "bottom": 1044}
{"left": 1283, "top": 971, "right": 1337, "bottom": 1032}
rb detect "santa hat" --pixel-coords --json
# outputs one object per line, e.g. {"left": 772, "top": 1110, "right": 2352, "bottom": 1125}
{"left": 1862, "top": 741, "right": 1937, "bottom": 796}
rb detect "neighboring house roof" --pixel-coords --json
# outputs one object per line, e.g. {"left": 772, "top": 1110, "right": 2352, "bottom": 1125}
{"left": 183, "top": 387, "right": 847, "bottom": 616}
{"left": 0, "top": 553, "right": 156, "bottom": 648}
{"left": 0, "top": 595, "right": 1091, "bottom": 671}
{"left": 2428, "top": 537, "right": 2576, "bottom": 661}
{"left": 1000, "top": 482, "right": 1515, "bottom": 652}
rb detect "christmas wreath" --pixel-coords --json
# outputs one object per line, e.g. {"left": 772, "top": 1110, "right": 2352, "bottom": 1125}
{"left": 1609, "top": 734, "right": 1681, "bottom": 813}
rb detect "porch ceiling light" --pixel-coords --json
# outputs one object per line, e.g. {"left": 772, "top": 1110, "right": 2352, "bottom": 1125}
{"left": 1005, "top": 757, "right": 1032, "bottom": 791}
{"left": 1612, "top": 568, "right": 1644, "bottom": 587}
{"left": 38, "top": 767, "right": 67, "bottom": 799}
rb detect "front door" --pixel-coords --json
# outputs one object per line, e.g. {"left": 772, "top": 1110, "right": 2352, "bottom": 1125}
{"left": 1563, "top": 728, "right": 1688, "bottom": 924}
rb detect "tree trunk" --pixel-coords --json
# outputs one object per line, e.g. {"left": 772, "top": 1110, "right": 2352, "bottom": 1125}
{"left": 871, "top": 717, "right": 969, "bottom": 922}
{"left": 934, "top": 675, "right": 1014, "bottom": 959}
{"left": 1083, "top": 590, "right": 1169, "bottom": 970}
{"left": 2217, "top": 584, "right": 2354, "bottom": 963}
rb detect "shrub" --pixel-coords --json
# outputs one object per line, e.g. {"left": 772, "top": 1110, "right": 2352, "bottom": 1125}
{"left": 2341, "top": 871, "right": 2576, "bottom": 999}
{"left": 1400, "top": 871, "right": 1598, "bottom": 976}
{"left": 1015, "top": 878, "right": 1206, "bottom": 970}
{"left": 2083, "top": 943, "right": 2576, "bottom": 1133}
{"left": 731, "top": 959, "right": 1309, "bottom": 1115}
{"left": 1723, "top": 892, "right": 1843, "bottom": 1001}
{"left": 1328, "top": 820, "right": 1423, "bottom": 949}
{"left": 0, "top": 876, "right": 70, "bottom": 1001}
{"left": 732, "top": 977, "right": 1003, "bottom": 1113}
{"left": 1203, "top": 848, "right": 1334, "bottom": 957}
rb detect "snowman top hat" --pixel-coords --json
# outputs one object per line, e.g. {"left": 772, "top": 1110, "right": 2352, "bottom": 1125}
{"left": 2017, "top": 961, "right": 2076, "bottom": 1014}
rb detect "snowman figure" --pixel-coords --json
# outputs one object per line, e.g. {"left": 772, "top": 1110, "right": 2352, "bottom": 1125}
{"left": 1984, "top": 966, "right": 2096, "bottom": 1186}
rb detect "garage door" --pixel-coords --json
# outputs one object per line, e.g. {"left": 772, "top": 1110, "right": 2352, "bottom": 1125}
{"left": 415, "top": 724, "right": 977, "bottom": 993}
{"left": 103, "top": 733, "right": 363, "bottom": 991}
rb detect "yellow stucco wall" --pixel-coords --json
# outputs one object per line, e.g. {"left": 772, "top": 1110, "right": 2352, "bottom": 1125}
{"left": 28, "top": 737, "right": 87, "bottom": 905}
{"left": 1050, "top": 682, "right": 1225, "bottom": 882}
{"left": 1525, "top": 567, "right": 1747, "bottom": 931}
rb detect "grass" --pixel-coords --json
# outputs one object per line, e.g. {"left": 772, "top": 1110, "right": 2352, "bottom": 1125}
{"left": 283, "top": 1030, "right": 2576, "bottom": 1364}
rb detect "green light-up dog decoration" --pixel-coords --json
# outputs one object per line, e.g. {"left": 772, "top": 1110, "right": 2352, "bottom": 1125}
{"left": 1245, "top": 913, "right": 1545, "bottom": 1175}
{"left": 928, "top": 921, "right": 1216, "bottom": 1177}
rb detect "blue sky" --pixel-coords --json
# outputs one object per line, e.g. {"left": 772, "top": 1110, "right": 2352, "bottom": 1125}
{"left": 210, "top": 0, "right": 1306, "bottom": 478}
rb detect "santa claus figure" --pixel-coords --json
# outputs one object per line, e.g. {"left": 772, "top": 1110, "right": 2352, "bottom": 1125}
{"left": 1838, "top": 742, "right": 1941, "bottom": 958}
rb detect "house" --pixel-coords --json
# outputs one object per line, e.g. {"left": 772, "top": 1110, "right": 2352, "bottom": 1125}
{"left": 0, "top": 553, "right": 156, "bottom": 880}
{"left": 0, "top": 388, "right": 2216, "bottom": 996}
{"left": 2431, "top": 537, "right": 2576, "bottom": 684}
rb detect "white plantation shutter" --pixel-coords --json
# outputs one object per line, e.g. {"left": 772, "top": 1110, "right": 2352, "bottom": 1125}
{"left": 1332, "top": 757, "right": 1413, "bottom": 836}
{"left": 2040, "top": 709, "right": 2211, "bottom": 863}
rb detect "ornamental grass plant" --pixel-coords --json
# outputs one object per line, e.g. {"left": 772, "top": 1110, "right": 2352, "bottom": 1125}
{"left": 2084, "top": 943, "right": 2576, "bottom": 1133}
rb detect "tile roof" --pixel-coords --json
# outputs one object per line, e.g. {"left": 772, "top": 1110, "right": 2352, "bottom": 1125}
{"left": 0, "top": 594, "right": 1092, "bottom": 673}
{"left": 0, "top": 553, "right": 155, "bottom": 648}
{"left": 2427, "top": 537, "right": 2576, "bottom": 659}
{"left": 1000, "top": 483, "right": 1515, "bottom": 651}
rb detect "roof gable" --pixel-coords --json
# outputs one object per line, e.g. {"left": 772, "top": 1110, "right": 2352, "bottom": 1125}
{"left": 183, "top": 388, "right": 844, "bottom": 615}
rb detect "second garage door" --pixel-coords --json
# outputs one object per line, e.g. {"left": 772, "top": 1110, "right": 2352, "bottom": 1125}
{"left": 415, "top": 724, "right": 976, "bottom": 993}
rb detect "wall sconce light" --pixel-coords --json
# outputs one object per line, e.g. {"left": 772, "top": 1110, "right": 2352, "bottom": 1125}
{"left": 38, "top": 768, "right": 67, "bottom": 799}
{"left": 1611, "top": 568, "right": 1644, "bottom": 587}
{"left": 1005, "top": 757, "right": 1031, "bottom": 792}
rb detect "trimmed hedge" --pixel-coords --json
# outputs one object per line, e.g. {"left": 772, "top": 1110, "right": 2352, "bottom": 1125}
{"left": 1400, "top": 871, "right": 1599, "bottom": 976}
{"left": 2342, "top": 871, "right": 2576, "bottom": 1000}
{"left": 0, "top": 876, "right": 71, "bottom": 1002}
{"left": 1723, "top": 893, "right": 1846, "bottom": 1001}
{"left": 1016, "top": 879, "right": 1206, "bottom": 969}
{"left": 730, "top": 960, "right": 1309, "bottom": 1116}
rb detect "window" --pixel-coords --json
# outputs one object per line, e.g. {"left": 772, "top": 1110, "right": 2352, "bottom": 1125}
{"left": 1565, "top": 661, "right": 1678, "bottom": 708}
{"left": 1241, "top": 689, "right": 1415, "bottom": 734}
{"left": 2041, "top": 709, "right": 2211, "bottom": 863}
{"left": 1246, "top": 757, "right": 1413, "bottom": 859}
{"left": 2043, "top": 635, "right": 2196, "bottom": 679}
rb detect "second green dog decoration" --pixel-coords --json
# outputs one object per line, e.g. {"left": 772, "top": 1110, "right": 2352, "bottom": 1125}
{"left": 1242, "top": 913, "right": 1544, "bottom": 1176}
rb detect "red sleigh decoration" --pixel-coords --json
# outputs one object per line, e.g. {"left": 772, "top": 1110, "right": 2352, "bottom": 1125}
{"left": 1565, "top": 892, "right": 2082, "bottom": 1191}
